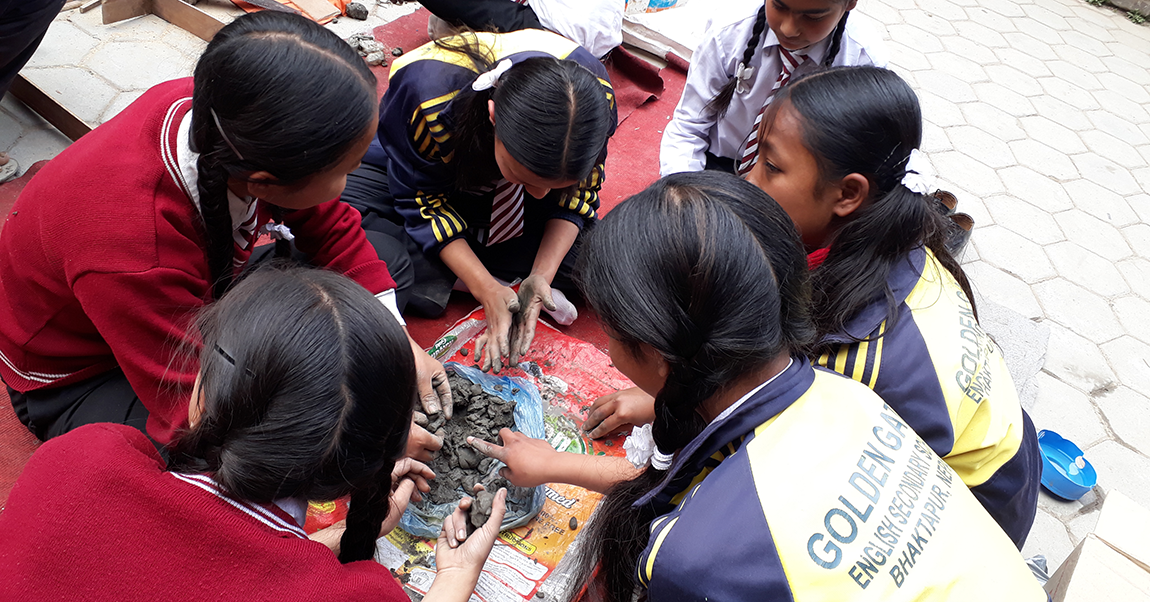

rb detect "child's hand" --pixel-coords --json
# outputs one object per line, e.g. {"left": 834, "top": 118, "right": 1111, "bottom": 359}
{"left": 508, "top": 275, "right": 555, "bottom": 365}
{"left": 406, "top": 421, "right": 444, "bottom": 462}
{"left": 582, "top": 387, "right": 657, "bottom": 439}
{"left": 467, "top": 428, "right": 557, "bottom": 488}
{"left": 435, "top": 487, "right": 508, "bottom": 575}
{"left": 380, "top": 458, "right": 436, "bottom": 536}
{"left": 474, "top": 285, "right": 521, "bottom": 373}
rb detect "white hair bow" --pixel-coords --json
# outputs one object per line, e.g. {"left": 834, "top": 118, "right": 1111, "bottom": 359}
{"left": 623, "top": 424, "right": 674, "bottom": 470}
{"left": 472, "top": 59, "right": 514, "bottom": 92}
{"left": 734, "top": 62, "right": 755, "bottom": 94}
{"left": 260, "top": 222, "right": 295, "bottom": 241}
{"left": 901, "top": 149, "right": 935, "bottom": 195}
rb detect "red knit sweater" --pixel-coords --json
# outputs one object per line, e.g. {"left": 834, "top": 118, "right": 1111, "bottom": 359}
{"left": 0, "top": 423, "right": 409, "bottom": 601}
{"left": 0, "top": 79, "right": 396, "bottom": 444}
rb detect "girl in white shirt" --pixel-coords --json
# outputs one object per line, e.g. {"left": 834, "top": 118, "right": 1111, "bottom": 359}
{"left": 660, "top": 0, "right": 887, "bottom": 176}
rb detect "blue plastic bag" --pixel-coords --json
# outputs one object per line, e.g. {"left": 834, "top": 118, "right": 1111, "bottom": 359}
{"left": 398, "top": 362, "right": 546, "bottom": 538}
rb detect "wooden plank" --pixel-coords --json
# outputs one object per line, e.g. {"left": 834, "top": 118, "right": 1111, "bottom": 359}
{"left": 291, "top": 0, "right": 340, "bottom": 21}
{"left": 9, "top": 75, "right": 91, "bottom": 142}
{"left": 102, "top": 0, "right": 149, "bottom": 24}
{"left": 151, "top": 0, "right": 225, "bottom": 42}
{"left": 80, "top": 0, "right": 102, "bottom": 13}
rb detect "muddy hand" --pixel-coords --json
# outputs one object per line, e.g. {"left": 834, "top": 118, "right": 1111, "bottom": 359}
{"left": 474, "top": 286, "right": 520, "bottom": 373}
{"left": 582, "top": 387, "right": 657, "bottom": 439}
{"left": 467, "top": 428, "right": 558, "bottom": 488}
{"left": 406, "top": 421, "right": 444, "bottom": 462}
{"left": 509, "top": 275, "right": 556, "bottom": 366}
{"left": 438, "top": 487, "right": 507, "bottom": 553}
{"left": 412, "top": 341, "right": 453, "bottom": 419}
{"left": 392, "top": 457, "right": 436, "bottom": 502}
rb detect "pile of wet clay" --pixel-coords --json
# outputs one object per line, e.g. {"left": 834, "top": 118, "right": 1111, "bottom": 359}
{"left": 416, "top": 369, "right": 534, "bottom": 530}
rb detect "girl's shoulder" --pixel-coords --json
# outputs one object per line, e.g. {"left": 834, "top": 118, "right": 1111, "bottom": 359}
{"left": 837, "top": 13, "right": 890, "bottom": 67}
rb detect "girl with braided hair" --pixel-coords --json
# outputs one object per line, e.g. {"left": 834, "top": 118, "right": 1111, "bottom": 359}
{"left": 660, "top": 0, "right": 886, "bottom": 177}
{"left": 471, "top": 172, "right": 1045, "bottom": 602}
{"left": 585, "top": 67, "right": 1040, "bottom": 549}
{"left": 0, "top": 266, "right": 508, "bottom": 601}
{"left": 0, "top": 12, "right": 450, "bottom": 458}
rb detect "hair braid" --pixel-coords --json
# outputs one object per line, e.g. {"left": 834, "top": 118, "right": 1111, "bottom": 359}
{"left": 193, "top": 127, "right": 238, "bottom": 300}
{"left": 338, "top": 461, "right": 394, "bottom": 563}
{"left": 706, "top": 5, "right": 767, "bottom": 118}
{"left": 822, "top": 11, "right": 850, "bottom": 68}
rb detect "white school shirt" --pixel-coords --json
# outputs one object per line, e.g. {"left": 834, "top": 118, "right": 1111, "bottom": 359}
{"left": 173, "top": 110, "right": 405, "bottom": 324}
{"left": 530, "top": 0, "right": 623, "bottom": 58}
{"left": 659, "top": 9, "right": 888, "bottom": 176}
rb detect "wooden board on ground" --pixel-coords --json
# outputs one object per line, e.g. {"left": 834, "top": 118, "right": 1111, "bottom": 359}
{"left": 102, "top": 0, "right": 225, "bottom": 42}
{"left": 291, "top": 0, "right": 340, "bottom": 21}
{"left": 9, "top": 75, "right": 91, "bottom": 142}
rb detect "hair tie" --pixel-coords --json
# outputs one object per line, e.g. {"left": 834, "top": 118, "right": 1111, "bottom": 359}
{"left": 622, "top": 424, "right": 674, "bottom": 470}
{"left": 900, "top": 149, "right": 934, "bottom": 195}
{"left": 472, "top": 59, "right": 514, "bottom": 92}
{"left": 651, "top": 449, "right": 674, "bottom": 471}
{"left": 210, "top": 108, "right": 246, "bottom": 161}
{"left": 734, "top": 62, "right": 755, "bottom": 94}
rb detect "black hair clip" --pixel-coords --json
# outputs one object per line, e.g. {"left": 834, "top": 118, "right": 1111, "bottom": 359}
{"left": 214, "top": 344, "right": 256, "bottom": 377}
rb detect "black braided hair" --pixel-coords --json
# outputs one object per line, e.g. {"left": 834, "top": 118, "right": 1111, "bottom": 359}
{"left": 427, "top": 33, "right": 613, "bottom": 191}
{"left": 167, "top": 265, "right": 416, "bottom": 564}
{"left": 705, "top": 4, "right": 767, "bottom": 119}
{"left": 822, "top": 10, "right": 850, "bottom": 68}
{"left": 768, "top": 66, "right": 977, "bottom": 346}
{"left": 189, "top": 11, "right": 377, "bottom": 299}
{"left": 568, "top": 171, "right": 813, "bottom": 602}
{"left": 193, "top": 131, "right": 236, "bottom": 300}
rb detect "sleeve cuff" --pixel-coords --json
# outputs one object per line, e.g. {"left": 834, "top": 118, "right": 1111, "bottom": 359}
{"left": 375, "top": 288, "right": 406, "bottom": 326}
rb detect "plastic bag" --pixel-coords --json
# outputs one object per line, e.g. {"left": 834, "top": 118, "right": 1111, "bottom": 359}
{"left": 398, "top": 362, "right": 547, "bottom": 539}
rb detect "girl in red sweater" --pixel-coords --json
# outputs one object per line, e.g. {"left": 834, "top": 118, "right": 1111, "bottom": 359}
{"left": 0, "top": 266, "right": 506, "bottom": 601}
{"left": 0, "top": 12, "right": 450, "bottom": 456}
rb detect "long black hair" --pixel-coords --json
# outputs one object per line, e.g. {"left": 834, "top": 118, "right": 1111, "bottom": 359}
{"left": 191, "top": 12, "right": 378, "bottom": 299}
{"left": 432, "top": 33, "right": 613, "bottom": 190}
{"left": 568, "top": 171, "right": 814, "bottom": 602}
{"left": 707, "top": 1, "right": 851, "bottom": 118}
{"left": 769, "top": 66, "right": 976, "bottom": 344}
{"left": 167, "top": 265, "right": 417, "bottom": 564}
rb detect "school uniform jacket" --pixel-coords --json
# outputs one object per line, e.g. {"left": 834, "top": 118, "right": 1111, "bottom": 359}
{"left": 0, "top": 79, "right": 397, "bottom": 445}
{"left": 635, "top": 360, "right": 1046, "bottom": 601}
{"left": 0, "top": 423, "right": 409, "bottom": 601}
{"left": 815, "top": 247, "right": 1041, "bottom": 548}
{"left": 659, "top": 7, "right": 887, "bottom": 175}
{"left": 377, "top": 29, "right": 617, "bottom": 255}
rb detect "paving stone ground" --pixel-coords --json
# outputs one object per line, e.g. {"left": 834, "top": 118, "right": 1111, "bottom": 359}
{"left": 2, "top": 0, "right": 1149, "bottom": 575}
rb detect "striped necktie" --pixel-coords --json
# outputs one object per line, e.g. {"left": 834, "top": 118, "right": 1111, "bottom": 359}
{"left": 485, "top": 178, "right": 525, "bottom": 246}
{"left": 736, "top": 47, "right": 807, "bottom": 176}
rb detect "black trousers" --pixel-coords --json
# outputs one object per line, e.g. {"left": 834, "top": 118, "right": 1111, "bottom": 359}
{"left": 6, "top": 226, "right": 413, "bottom": 445}
{"left": 342, "top": 161, "right": 585, "bottom": 318}
{"left": 419, "top": 0, "right": 543, "bottom": 33}
{"left": 0, "top": 0, "right": 66, "bottom": 97}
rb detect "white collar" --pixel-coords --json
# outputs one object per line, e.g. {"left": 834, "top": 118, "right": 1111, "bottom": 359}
{"left": 711, "top": 357, "right": 795, "bottom": 425}
{"left": 176, "top": 110, "right": 257, "bottom": 229}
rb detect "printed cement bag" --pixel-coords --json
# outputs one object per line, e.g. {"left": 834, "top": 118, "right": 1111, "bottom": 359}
{"left": 398, "top": 362, "right": 547, "bottom": 538}
{"left": 626, "top": 0, "right": 688, "bottom": 14}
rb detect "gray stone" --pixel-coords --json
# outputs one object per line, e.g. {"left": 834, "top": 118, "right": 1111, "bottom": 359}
{"left": 346, "top": 2, "right": 369, "bottom": 20}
